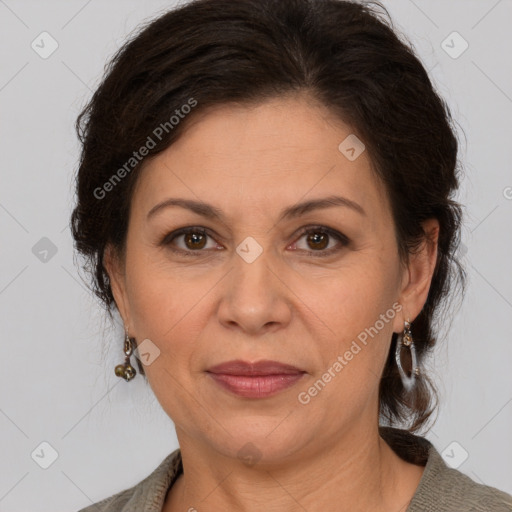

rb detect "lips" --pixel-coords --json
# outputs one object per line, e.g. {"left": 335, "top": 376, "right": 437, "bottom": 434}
{"left": 206, "top": 359, "right": 305, "bottom": 376}
{"left": 206, "top": 360, "right": 306, "bottom": 398}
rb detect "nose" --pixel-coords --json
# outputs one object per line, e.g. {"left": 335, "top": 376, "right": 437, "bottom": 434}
{"left": 217, "top": 245, "right": 293, "bottom": 336}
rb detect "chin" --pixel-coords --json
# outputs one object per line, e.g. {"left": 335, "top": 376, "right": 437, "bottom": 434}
{"left": 200, "top": 417, "right": 315, "bottom": 467}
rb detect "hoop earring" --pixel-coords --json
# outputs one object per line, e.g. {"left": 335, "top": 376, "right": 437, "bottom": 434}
{"left": 395, "top": 319, "right": 419, "bottom": 392}
{"left": 115, "top": 332, "right": 137, "bottom": 381}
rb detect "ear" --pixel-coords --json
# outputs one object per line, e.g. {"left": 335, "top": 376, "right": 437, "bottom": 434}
{"left": 103, "top": 243, "right": 131, "bottom": 329}
{"left": 393, "top": 218, "right": 439, "bottom": 332}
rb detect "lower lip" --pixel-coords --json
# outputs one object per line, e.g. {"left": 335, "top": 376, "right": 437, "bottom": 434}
{"left": 207, "top": 372, "right": 306, "bottom": 398}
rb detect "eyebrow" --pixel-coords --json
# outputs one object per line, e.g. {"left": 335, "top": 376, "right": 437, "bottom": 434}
{"left": 146, "top": 194, "right": 366, "bottom": 222}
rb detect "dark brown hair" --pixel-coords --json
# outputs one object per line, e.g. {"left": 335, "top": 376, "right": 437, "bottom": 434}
{"left": 70, "top": 0, "right": 466, "bottom": 432}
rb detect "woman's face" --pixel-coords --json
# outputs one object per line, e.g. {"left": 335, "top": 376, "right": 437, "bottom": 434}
{"left": 106, "top": 94, "right": 437, "bottom": 463}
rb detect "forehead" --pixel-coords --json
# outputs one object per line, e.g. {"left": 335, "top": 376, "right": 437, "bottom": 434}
{"left": 132, "top": 95, "right": 389, "bottom": 225}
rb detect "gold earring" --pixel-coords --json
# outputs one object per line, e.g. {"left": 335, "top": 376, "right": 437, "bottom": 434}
{"left": 114, "top": 332, "right": 137, "bottom": 381}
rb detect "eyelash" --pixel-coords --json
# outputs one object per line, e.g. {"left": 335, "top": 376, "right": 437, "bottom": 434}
{"left": 160, "top": 225, "right": 350, "bottom": 258}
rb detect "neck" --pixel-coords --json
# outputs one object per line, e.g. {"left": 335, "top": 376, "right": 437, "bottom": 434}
{"left": 164, "top": 423, "right": 424, "bottom": 512}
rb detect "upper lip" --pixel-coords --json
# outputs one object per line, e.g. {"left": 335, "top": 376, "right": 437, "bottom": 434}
{"left": 206, "top": 359, "right": 305, "bottom": 376}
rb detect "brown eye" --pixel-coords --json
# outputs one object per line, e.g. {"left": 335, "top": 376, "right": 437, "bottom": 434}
{"left": 161, "top": 227, "right": 218, "bottom": 255}
{"left": 306, "top": 231, "right": 329, "bottom": 250}
{"left": 292, "top": 226, "right": 349, "bottom": 257}
{"left": 184, "top": 231, "right": 207, "bottom": 250}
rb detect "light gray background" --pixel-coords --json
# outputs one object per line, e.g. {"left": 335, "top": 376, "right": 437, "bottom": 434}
{"left": 1, "top": 0, "right": 511, "bottom": 510}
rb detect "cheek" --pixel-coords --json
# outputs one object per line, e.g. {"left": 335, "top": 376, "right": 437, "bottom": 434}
{"left": 316, "top": 254, "right": 397, "bottom": 333}
{"left": 126, "top": 273, "right": 171, "bottom": 335}
{"left": 123, "top": 252, "right": 182, "bottom": 352}
{"left": 302, "top": 252, "right": 400, "bottom": 396}
{"left": 124, "top": 240, "right": 193, "bottom": 329}
{"left": 124, "top": 262, "right": 203, "bottom": 418}
{"left": 123, "top": 250, "right": 212, "bottom": 374}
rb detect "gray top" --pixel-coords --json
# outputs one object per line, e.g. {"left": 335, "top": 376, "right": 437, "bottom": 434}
{"left": 77, "top": 427, "right": 512, "bottom": 511}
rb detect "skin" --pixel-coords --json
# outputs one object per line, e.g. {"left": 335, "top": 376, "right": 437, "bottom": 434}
{"left": 105, "top": 92, "right": 439, "bottom": 512}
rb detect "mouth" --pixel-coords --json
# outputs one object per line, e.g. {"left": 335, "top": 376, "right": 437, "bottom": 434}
{"left": 205, "top": 359, "right": 307, "bottom": 399}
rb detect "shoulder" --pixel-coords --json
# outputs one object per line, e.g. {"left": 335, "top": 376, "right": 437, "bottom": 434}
{"left": 411, "top": 447, "right": 512, "bottom": 511}
{"left": 76, "top": 448, "right": 182, "bottom": 512}
{"left": 380, "top": 426, "right": 512, "bottom": 512}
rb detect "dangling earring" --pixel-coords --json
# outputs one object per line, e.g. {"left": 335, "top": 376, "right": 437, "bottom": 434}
{"left": 395, "top": 318, "right": 420, "bottom": 391}
{"left": 115, "top": 331, "right": 137, "bottom": 381}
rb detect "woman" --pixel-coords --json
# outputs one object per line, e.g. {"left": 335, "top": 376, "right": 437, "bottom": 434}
{"left": 71, "top": 0, "right": 512, "bottom": 510}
